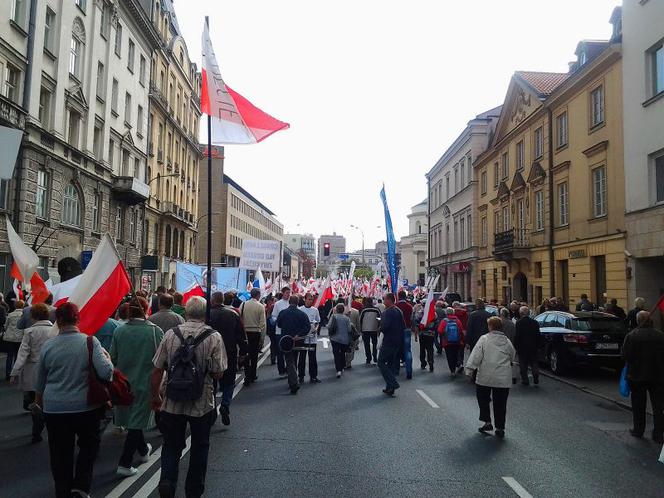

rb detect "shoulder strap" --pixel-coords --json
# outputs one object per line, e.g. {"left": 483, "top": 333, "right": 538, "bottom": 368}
{"left": 172, "top": 326, "right": 185, "bottom": 344}
{"left": 192, "top": 327, "right": 215, "bottom": 348}
{"left": 86, "top": 335, "right": 94, "bottom": 371}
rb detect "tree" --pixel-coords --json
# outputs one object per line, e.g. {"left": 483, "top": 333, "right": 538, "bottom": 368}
{"left": 354, "top": 267, "right": 374, "bottom": 280}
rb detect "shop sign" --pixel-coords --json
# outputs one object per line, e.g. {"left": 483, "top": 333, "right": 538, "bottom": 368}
{"left": 569, "top": 249, "right": 587, "bottom": 259}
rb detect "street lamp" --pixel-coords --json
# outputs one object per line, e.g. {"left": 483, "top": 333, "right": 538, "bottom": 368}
{"left": 147, "top": 172, "right": 180, "bottom": 186}
{"left": 349, "top": 224, "right": 365, "bottom": 264}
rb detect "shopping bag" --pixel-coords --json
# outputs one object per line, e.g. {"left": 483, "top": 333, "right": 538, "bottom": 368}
{"left": 619, "top": 364, "right": 630, "bottom": 398}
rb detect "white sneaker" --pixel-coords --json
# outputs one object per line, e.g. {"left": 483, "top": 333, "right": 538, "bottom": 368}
{"left": 116, "top": 466, "right": 138, "bottom": 477}
{"left": 336, "top": 371, "right": 342, "bottom": 378}
{"left": 139, "top": 443, "right": 152, "bottom": 464}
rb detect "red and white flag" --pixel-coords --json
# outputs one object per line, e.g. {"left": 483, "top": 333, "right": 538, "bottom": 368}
{"left": 6, "top": 216, "right": 49, "bottom": 303}
{"left": 314, "top": 276, "right": 333, "bottom": 308}
{"left": 67, "top": 234, "right": 131, "bottom": 335}
{"left": 420, "top": 280, "right": 444, "bottom": 330}
{"left": 49, "top": 275, "right": 82, "bottom": 307}
{"left": 201, "top": 21, "right": 289, "bottom": 144}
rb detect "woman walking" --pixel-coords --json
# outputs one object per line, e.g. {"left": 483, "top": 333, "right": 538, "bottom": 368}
{"left": 110, "top": 297, "right": 163, "bottom": 477}
{"left": 35, "top": 302, "right": 114, "bottom": 498}
{"left": 465, "top": 316, "right": 516, "bottom": 438}
{"left": 327, "top": 303, "right": 352, "bottom": 378}
{"left": 4, "top": 299, "right": 25, "bottom": 380}
{"left": 10, "top": 303, "right": 55, "bottom": 442}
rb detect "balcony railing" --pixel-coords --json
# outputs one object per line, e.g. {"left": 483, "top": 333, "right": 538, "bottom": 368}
{"left": 494, "top": 228, "right": 530, "bottom": 254}
{"left": 112, "top": 176, "right": 150, "bottom": 206}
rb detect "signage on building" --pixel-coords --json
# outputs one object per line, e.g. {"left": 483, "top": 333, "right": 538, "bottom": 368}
{"left": 239, "top": 239, "right": 281, "bottom": 271}
{"left": 339, "top": 253, "right": 349, "bottom": 260}
{"left": 569, "top": 249, "right": 587, "bottom": 259}
{"left": 81, "top": 250, "right": 93, "bottom": 270}
{"left": 141, "top": 255, "right": 159, "bottom": 271}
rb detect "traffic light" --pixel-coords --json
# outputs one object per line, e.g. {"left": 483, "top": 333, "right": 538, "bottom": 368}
{"left": 323, "top": 242, "right": 330, "bottom": 257}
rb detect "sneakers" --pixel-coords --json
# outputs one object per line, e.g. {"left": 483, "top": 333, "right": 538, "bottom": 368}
{"left": 420, "top": 364, "right": 427, "bottom": 370}
{"left": 336, "top": 371, "right": 342, "bottom": 378}
{"left": 220, "top": 406, "right": 230, "bottom": 426}
{"left": 116, "top": 465, "right": 138, "bottom": 477}
{"left": 478, "top": 422, "right": 494, "bottom": 434}
{"left": 456, "top": 365, "right": 464, "bottom": 374}
{"left": 495, "top": 429, "right": 505, "bottom": 439}
{"left": 429, "top": 366, "right": 434, "bottom": 373}
{"left": 451, "top": 372, "right": 457, "bottom": 378}
{"left": 382, "top": 388, "right": 395, "bottom": 396}
{"left": 139, "top": 443, "right": 152, "bottom": 464}
{"left": 310, "top": 378, "right": 321, "bottom": 384}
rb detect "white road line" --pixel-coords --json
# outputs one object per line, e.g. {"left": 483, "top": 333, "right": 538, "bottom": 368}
{"left": 105, "top": 344, "right": 271, "bottom": 498}
{"left": 502, "top": 477, "right": 534, "bottom": 498}
{"left": 415, "top": 389, "right": 440, "bottom": 408}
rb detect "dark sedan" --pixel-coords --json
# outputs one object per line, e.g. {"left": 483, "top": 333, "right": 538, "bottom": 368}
{"left": 534, "top": 310, "right": 627, "bottom": 375}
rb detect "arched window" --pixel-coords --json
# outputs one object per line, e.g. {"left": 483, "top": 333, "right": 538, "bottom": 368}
{"left": 165, "top": 180, "right": 170, "bottom": 201}
{"left": 62, "top": 183, "right": 82, "bottom": 227}
{"left": 69, "top": 18, "right": 86, "bottom": 80}
{"left": 165, "top": 225, "right": 171, "bottom": 257}
{"left": 416, "top": 221, "right": 421, "bottom": 234}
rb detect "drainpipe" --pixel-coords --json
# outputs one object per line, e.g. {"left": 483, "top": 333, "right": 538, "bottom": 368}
{"left": 546, "top": 107, "right": 556, "bottom": 298}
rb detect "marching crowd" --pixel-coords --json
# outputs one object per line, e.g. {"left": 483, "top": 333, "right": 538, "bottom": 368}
{"left": 0, "top": 277, "right": 663, "bottom": 498}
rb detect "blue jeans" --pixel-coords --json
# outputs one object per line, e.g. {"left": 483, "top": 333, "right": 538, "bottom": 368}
{"left": 158, "top": 409, "right": 216, "bottom": 498}
{"left": 402, "top": 329, "right": 413, "bottom": 377}
{"left": 378, "top": 344, "right": 400, "bottom": 390}
{"left": 220, "top": 382, "right": 234, "bottom": 409}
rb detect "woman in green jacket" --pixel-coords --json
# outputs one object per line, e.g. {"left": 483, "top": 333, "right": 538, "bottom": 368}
{"left": 110, "top": 297, "right": 164, "bottom": 477}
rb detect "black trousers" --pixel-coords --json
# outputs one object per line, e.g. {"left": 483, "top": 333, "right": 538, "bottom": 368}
{"left": 23, "top": 391, "right": 45, "bottom": 438}
{"left": 476, "top": 385, "right": 510, "bottom": 430}
{"left": 362, "top": 331, "right": 378, "bottom": 362}
{"left": 45, "top": 409, "right": 101, "bottom": 498}
{"left": 331, "top": 341, "right": 347, "bottom": 373}
{"left": 298, "top": 344, "right": 318, "bottom": 380}
{"left": 444, "top": 345, "right": 462, "bottom": 373}
{"left": 267, "top": 329, "right": 279, "bottom": 363}
{"left": 285, "top": 350, "right": 299, "bottom": 389}
{"left": 518, "top": 352, "right": 539, "bottom": 383}
{"left": 119, "top": 429, "right": 149, "bottom": 468}
{"left": 245, "top": 332, "right": 262, "bottom": 382}
{"left": 419, "top": 335, "right": 434, "bottom": 368}
{"left": 629, "top": 381, "right": 664, "bottom": 437}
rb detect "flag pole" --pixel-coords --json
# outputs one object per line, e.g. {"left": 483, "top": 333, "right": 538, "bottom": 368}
{"left": 205, "top": 18, "right": 212, "bottom": 322}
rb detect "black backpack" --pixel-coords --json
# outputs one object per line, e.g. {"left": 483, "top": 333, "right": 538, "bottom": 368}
{"left": 166, "top": 326, "right": 216, "bottom": 402}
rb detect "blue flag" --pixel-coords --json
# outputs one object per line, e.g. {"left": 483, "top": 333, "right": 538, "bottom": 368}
{"left": 380, "top": 185, "right": 398, "bottom": 293}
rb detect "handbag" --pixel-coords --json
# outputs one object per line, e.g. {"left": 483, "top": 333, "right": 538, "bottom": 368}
{"left": 619, "top": 364, "right": 630, "bottom": 398}
{"left": 86, "top": 336, "right": 135, "bottom": 406}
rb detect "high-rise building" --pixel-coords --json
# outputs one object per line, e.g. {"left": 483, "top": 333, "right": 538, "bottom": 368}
{"left": 317, "top": 233, "right": 346, "bottom": 271}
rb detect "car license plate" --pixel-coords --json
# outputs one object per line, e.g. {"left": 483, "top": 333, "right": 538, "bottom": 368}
{"left": 596, "top": 343, "right": 618, "bottom": 350}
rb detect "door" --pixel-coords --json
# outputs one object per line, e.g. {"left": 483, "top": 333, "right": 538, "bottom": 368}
{"left": 513, "top": 272, "right": 528, "bottom": 302}
{"left": 558, "top": 260, "right": 569, "bottom": 303}
{"left": 593, "top": 255, "right": 606, "bottom": 307}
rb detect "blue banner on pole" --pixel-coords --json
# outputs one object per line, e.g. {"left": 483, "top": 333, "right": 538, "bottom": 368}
{"left": 380, "top": 185, "right": 398, "bottom": 293}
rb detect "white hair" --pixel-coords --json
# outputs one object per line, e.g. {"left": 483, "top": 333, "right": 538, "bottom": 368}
{"left": 519, "top": 306, "right": 530, "bottom": 317}
{"left": 185, "top": 296, "right": 207, "bottom": 320}
{"left": 500, "top": 308, "right": 510, "bottom": 318}
{"left": 445, "top": 307, "right": 455, "bottom": 316}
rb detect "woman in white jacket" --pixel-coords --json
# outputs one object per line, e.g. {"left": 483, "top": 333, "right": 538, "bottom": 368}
{"left": 465, "top": 316, "right": 516, "bottom": 438}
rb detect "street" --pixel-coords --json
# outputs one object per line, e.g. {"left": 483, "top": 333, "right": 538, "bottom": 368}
{"left": 1, "top": 335, "right": 663, "bottom": 498}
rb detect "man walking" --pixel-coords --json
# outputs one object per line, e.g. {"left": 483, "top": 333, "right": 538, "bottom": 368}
{"left": 439, "top": 307, "right": 465, "bottom": 377}
{"left": 622, "top": 311, "right": 664, "bottom": 443}
{"left": 466, "top": 299, "right": 491, "bottom": 352}
{"left": 151, "top": 296, "right": 227, "bottom": 498}
{"left": 148, "top": 293, "right": 185, "bottom": 334}
{"left": 377, "top": 293, "right": 405, "bottom": 396}
{"left": 239, "top": 289, "right": 266, "bottom": 386}
{"left": 208, "top": 292, "right": 247, "bottom": 425}
{"left": 345, "top": 300, "right": 361, "bottom": 369}
{"left": 271, "top": 287, "right": 292, "bottom": 376}
{"left": 514, "top": 306, "right": 541, "bottom": 386}
{"left": 360, "top": 297, "right": 381, "bottom": 364}
{"left": 276, "top": 296, "right": 311, "bottom": 394}
{"left": 395, "top": 291, "right": 414, "bottom": 379}
{"left": 576, "top": 293, "right": 595, "bottom": 312}
{"left": 298, "top": 293, "right": 321, "bottom": 384}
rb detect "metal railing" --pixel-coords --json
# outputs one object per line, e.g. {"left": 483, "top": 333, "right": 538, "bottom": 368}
{"left": 494, "top": 228, "right": 530, "bottom": 253}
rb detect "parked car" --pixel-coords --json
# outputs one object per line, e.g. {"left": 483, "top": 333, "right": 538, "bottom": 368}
{"left": 459, "top": 302, "right": 477, "bottom": 313}
{"left": 433, "top": 292, "right": 463, "bottom": 305}
{"left": 534, "top": 311, "right": 627, "bottom": 375}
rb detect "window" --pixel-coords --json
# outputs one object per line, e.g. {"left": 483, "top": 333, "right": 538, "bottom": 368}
{"left": 534, "top": 127, "right": 543, "bottom": 159}
{"left": 467, "top": 214, "right": 472, "bottom": 247}
{"left": 481, "top": 217, "right": 487, "bottom": 246}
{"left": 480, "top": 170, "right": 487, "bottom": 195}
{"left": 93, "top": 123, "right": 102, "bottom": 158}
{"left": 650, "top": 43, "right": 664, "bottom": 96}
{"left": 115, "top": 206, "right": 124, "bottom": 241}
{"left": 10, "top": 0, "right": 25, "bottom": 26}
{"left": 516, "top": 141, "right": 524, "bottom": 170}
{"left": 39, "top": 86, "right": 52, "bottom": 127}
{"left": 4, "top": 64, "right": 20, "bottom": 104}
{"left": 96, "top": 62, "right": 105, "bottom": 99}
{"left": 454, "top": 166, "right": 459, "bottom": 194}
{"left": 657, "top": 155, "right": 664, "bottom": 203}
{"left": 129, "top": 209, "right": 136, "bottom": 243}
{"left": 114, "top": 23, "right": 122, "bottom": 57}
{"left": 556, "top": 112, "right": 568, "bottom": 148}
{"left": 493, "top": 162, "right": 499, "bottom": 187}
{"left": 137, "top": 105, "right": 143, "bottom": 136}
{"left": 445, "top": 175, "right": 450, "bottom": 199}
{"left": 139, "top": 55, "right": 146, "bottom": 85}
{"left": 69, "top": 22, "right": 85, "bottom": 80}
{"left": 0, "top": 180, "right": 8, "bottom": 210}
{"left": 111, "top": 79, "right": 118, "bottom": 114}
{"left": 127, "top": 39, "right": 135, "bottom": 72}
{"left": 100, "top": 2, "right": 111, "bottom": 38}
{"left": 494, "top": 211, "right": 500, "bottom": 234}
{"left": 534, "top": 262, "right": 542, "bottom": 278}
{"left": 501, "top": 152, "right": 509, "bottom": 180}
{"left": 122, "top": 149, "right": 130, "bottom": 176}
{"left": 558, "top": 182, "right": 569, "bottom": 226}
{"left": 124, "top": 93, "right": 131, "bottom": 124}
{"left": 108, "top": 139, "right": 115, "bottom": 167}
{"left": 36, "top": 170, "right": 49, "bottom": 219}
{"left": 502, "top": 205, "right": 510, "bottom": 231}
{"left": 62, "top": 184, "right": 81, "bottom": 227}
{"left": 460, "top": 160, "right": 465, "bottom": 187}
{"left": 445, "top": 224, "right": 449, "bottom": 253}
{"left": 75, "top": 0, "right": 86, "bottom": 11}
{"left": 67, "top": 110, "right": 81, "bottom": 148}
{"left": 44, "top": 7, "right": 56, "bottom": 52}
{"left": 92, "top": 191, "right": 101, "bottom": 231}
{"left": 134, "top": 157, "right": 140, "bottom": 179}
{"left": 459, "top": 217, "right": 465, "bottom": 249}
{"left": 535, "top": 190, "right": 544, "bottom": 231}
{"left": 590, "top": 85, "right": 604, "bottom": 127}
{"left": 592, "top": 166, "right": 607, "bottom": 217}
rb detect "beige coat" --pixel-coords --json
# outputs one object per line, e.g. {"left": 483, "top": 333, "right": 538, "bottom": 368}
{"left": 10, "top": 320, "right": 56, "bottom": 391}
{"left": 466, "top": 331, "right": 516, "bottom": 388}
{"left": 240, "top": 299, "right": 267, "bottom": 336}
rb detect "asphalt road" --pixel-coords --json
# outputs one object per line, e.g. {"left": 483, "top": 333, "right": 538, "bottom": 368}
{"left": 1, "top": 335, "right": 663, "bottom": 498}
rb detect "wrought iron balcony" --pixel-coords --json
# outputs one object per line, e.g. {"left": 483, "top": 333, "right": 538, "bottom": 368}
{"left": 493, "top": 228, "right": 530, "bottom": 260}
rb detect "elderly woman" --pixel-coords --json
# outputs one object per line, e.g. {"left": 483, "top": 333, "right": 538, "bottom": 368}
{"left": 35, "top": 302, "right": 114, "bottom": 498}
{"left": 327, "top": 303, "right": 352, "bottom": 378}
{"left": 111, "top": 296, "right": 164, "bottom": 477}
{"left": 4, "top": 299, "right": 25, "bottom": 380}
{"left": 465, "top": 316, "right": 516, "bottom": 439}
{"left": 10, "top": 303, "right": 55, "bottom": 443}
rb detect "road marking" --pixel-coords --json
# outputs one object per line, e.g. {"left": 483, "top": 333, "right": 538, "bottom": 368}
{"left": 415, "top": 389, "right": 439, "bottom": 408}
{"left": 319, "top": 337, "right": 330, "bottom": 349}
{"left": 502, "top": 477, "right": 534, "bottom": 498}
{"left": 105, "top": 344, "right": 271, "bottom": 498}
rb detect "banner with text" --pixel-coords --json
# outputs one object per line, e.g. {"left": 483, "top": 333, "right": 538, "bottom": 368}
{"left": 239, "top": 240, "right": 280, "bottom": 271}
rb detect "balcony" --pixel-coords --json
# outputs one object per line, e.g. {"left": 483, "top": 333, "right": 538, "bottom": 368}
{"left": 0, "top": 94, "right": 27, "bottom": 129}
{"left": 112, "top": 176, "right": 150, "bottom": 205}
{"left": 493, "top": 228, "right": 530, "bottom": 261}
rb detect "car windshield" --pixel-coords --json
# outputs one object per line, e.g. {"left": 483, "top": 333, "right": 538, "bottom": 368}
{"left": 571, "top": 318, "right": 624, "bottom": 333}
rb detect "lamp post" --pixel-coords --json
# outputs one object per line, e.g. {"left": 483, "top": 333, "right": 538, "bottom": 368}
{"left": 147, "top": 172, "right": 180, "bottom": 186}
{"left": 350, "top": 225, "right": 365, "bottom": 264}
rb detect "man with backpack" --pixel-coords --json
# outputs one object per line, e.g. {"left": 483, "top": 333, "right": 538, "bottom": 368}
{"left": 151, "top": 296, "right": 227, "bottom": 498}
{"left": 438, "top": 307, "right": 465, "bottom": 377}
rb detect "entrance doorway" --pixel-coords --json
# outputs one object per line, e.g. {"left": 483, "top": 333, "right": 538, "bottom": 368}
{"left": 513, "top": 272, "right": 528, "bottom": 302}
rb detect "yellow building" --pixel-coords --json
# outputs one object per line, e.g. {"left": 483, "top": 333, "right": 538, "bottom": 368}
{"left": 474, "top": 17, "right": 626, "bottom": 310}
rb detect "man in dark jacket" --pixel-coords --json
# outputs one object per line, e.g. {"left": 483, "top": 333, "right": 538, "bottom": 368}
{"left": 377, "top": 293, "right": 405, "bottom": 396}
{"left": 514, "top": 306, "right": 541, "bottom": 386}
{"left": 465, "top": 300, "right": 491, "bottom": 352}
{"left": 208, "top": 292, "right": 247, "bottom": 425}
{"left": 277, "top": 296, "right": 311, "bottom": 394}
{"left": 575, "top": 293, "right": 595, "bottom": 312}
{"left": 622, "top": 310, "right": 664, "bottom": 443}
{"left": 626, "top": 297, "right": 646, "bottom": 331}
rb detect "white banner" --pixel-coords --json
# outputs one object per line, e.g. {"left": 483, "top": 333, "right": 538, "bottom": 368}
{"left": 239, "top": 239, "right": 281, "bottom": 272}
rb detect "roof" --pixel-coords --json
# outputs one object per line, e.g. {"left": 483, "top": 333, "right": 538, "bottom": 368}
{"left": 161, "top": 0, "right": 182, "bottom": 35}
{"left": 223, "top": 174, "right": 276, "bottom": 217}
{"left": 514, "top": 71, "right": 569, "bottom": 98}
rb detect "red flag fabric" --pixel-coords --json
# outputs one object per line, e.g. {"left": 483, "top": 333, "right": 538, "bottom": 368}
{"left": 183, "top": 284, "right": 205, "bottom": 304}
{"left": 314, "top": 277, "right": 333, "bottom": 308}
{"left": 10, "top": 261, "right": 49, "bottom": 304}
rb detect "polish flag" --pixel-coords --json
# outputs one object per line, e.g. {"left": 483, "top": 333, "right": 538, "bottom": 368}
{"left": 183, "top": 284, "right": 205, "bottom": 304}
{"left": 49, "top": 275, "right": 83, "bottom": 307}
{"left": 6, "top": 217, "right": 49, "bottom": 304}
{"left": 67, "top": 234, "right": 131, "bottom": 335}
{"left": 314, "top": 277, "right": 333, "bottom": 308}
{"left": 201, "top": 20, "right": 289, "bottom": 145}
{"left": 420, "top": 281, "right": 444, "bottom": 330}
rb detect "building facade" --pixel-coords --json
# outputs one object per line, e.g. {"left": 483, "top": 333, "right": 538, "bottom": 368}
{"left": 284, "top": 233, "right": 316, "bottom": 258}
{"left": 622, "top": 0, "right": 664, "bottom": 309}
{"left": 143, "top": 0, "right": 202, "bottom": 289}
{"left": 399, "top": 200, "right": 428, "bottom": 287}
{"left": 426, "top": 106, "right": 501, "bottom": 300}
{"left": 0, "top": 0, "right": 160, "bottom": 288}
{"left": 474, "top": 14, "right": 625, "bottom": 309}
{"left": 317, "top": 233, "right": 346, "bottom": 271}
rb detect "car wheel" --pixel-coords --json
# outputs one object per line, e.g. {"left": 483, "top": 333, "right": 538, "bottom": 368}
{"left": 549, "top": 347, "right": 567, "bottom": 375}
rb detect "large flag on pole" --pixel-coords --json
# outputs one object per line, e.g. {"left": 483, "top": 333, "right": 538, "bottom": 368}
{"left": 6, "top": 216, "right": 49, "bottom": 303}
{"left": 201, "top": 21, "right": 289, "bottom": 144}
{"left": 420, "top": 281, "right": 444, "bottom": 329}
{"left": 380, "top": 185, "right": 398, "bottom": 294}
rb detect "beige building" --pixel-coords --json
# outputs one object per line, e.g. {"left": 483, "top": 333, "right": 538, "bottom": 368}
{"left": 144, "top": 0, "right": 202, "bottom": 288}
{"left": 399, "top": 200, "right": 428, "bottom": 287}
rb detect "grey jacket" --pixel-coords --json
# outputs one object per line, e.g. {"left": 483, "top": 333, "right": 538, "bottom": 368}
{"left": 328, "top": 313, "right": 352, "bottom": 345}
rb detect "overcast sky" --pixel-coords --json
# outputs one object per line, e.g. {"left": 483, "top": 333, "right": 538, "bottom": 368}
{"left": 175, "top": 0, "right": 618, "bottom": 252}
